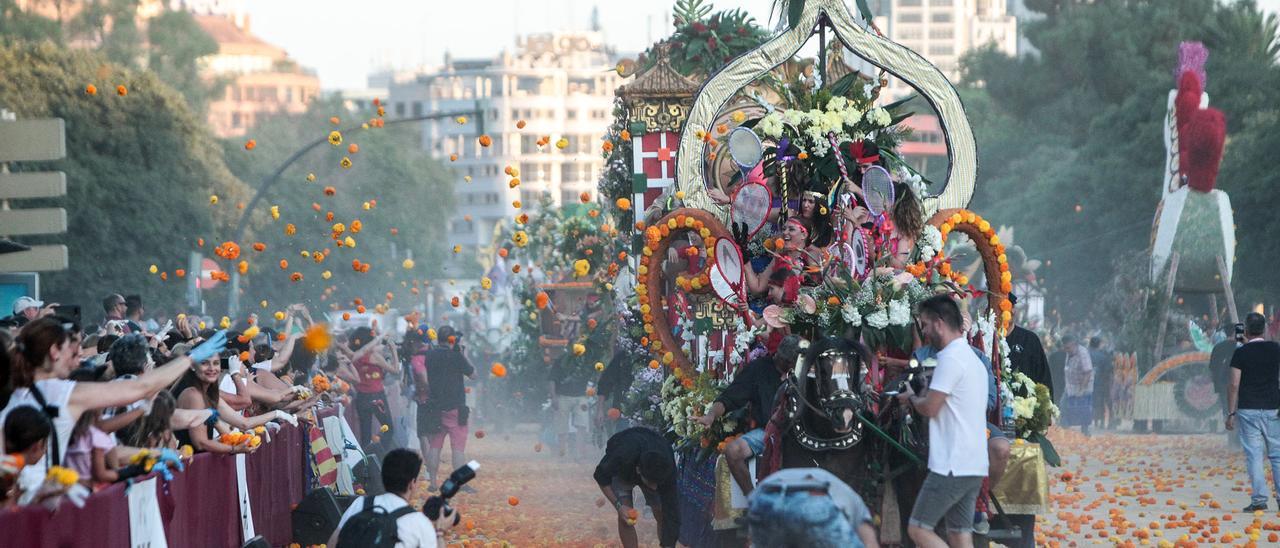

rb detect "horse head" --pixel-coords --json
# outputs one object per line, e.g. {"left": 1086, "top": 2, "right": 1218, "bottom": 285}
{"left": 785, "top": 336, "right": 871, "bottom": 451}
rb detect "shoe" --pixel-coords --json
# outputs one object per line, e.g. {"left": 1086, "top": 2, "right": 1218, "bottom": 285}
{"left": 1242, "top": 502, "right": 1267, "bottom": 512}
{"left": 974, "top": 513, "right": 991, "bottom": 535}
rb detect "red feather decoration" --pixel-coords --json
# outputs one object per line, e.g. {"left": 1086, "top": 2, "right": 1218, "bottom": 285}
{"left": 1174, "top": 70, "right": 1203, "bottom": 177}
{"left": 1182, "top": 107, "right": 1226, "bottom": 192}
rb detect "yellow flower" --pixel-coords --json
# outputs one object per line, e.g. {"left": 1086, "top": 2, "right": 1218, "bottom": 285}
{"left": 555, "top": 137, "right": 569, "bottom": 149}
{"left": 340, "top": 156, "right": 353, "bottom": 169}
{"left": 512, "top": 231, "right": 529, "bottom": 247}
{"left": 731, "top": 111, "right": 746, "bottom": 123}
{"left": 328, "top": 131, "right": 343, "bottom": 146}
{"left": 322, "top": 270, "right": 332, "bottom": 279}
{"left": 219, "top": 316, "right": 231, "bottom": 329}
{"left": 209, "top": 194, "right": 219, "bottom": 205}
{"left": 270, "top": 205, "right": 280, "bottom": 220}
{"left": 595, "top": 362, "right": 605, "bottom": 371}
{"left": 274, "top": 311, "right": 286, "bottom": 321}
{"left": 573, "top": 259, "right": 590, "bottom": 277}
{"left": 149, "top": 264, "right": 158, "bottom": 274}
{"left": 455, "top": 115, "right": 468, "bottom": 125}
{"left": 306, "top": 173, "right": 316, "bottom": 182}
{"left": 480, "top": 276, "right": 492, "bottom": 290}
{"left": 453, "top": 245, "right": 461, "bottom": 254}
{"left": 402, "top": 258, "right": 415, "bottom": 269}
{"left": 572, "top": 343, "right": 586, "bottom": 356}
{"left": 332, "top": 222, "right": 346, "bottom": 234}
{"left": 344, "top": 236, "right": 356, "bottom": 248}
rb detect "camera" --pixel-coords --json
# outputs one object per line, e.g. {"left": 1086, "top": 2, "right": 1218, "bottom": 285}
{"left": 423, "top": 461, "right": 479, "bottom": 528}
{"left": 1235, "top": 323, "right": 1246, "bottom": 344}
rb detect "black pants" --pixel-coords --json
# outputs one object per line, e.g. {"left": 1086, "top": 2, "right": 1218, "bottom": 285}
{"left": 355, "top": 391, "right": 393, "bottom": 448}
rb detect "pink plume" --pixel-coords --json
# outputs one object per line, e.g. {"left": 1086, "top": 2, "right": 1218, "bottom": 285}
{"left": 1176, "top": 41, "right": 1208, "bottom": 89}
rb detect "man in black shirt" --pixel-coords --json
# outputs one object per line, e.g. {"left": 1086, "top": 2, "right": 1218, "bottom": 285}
{"left": 1225, "top": 313, "right": 1280, "bottom": 512}
{"left": 549, "top": 340, "right": 599, "bottom": 462}
{"left": 1088, "top": 336, "right": 1112, "bottom": 430}
{"left": 695, "top": 335, "right": 803, "bottom": 495}
{"left": 1004, "top": 295, "right": 1055, "bottom": 403}
{"left": 421, "top": 326, "right": 475, "bottom": 491}
{"left": 594, "top": 427, "right": 680, "bottom": 548}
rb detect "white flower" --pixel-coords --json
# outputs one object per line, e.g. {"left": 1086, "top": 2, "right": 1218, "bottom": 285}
{"left": 820, "top": 110, "right": 844, "bottom": 134}
{"left": 888, "top": 298, "right": 911, "bottom": 326}
{"left": 868, "top": 107, "right": 891, "bottom": 127}
{"left": 782, "top": 109, "right": 803, "bottom": 125}
{"left": 757, "top": 113, "right": 784, "bottom": 138}
{"left": 841, "top": 303, "right": 862, "bottom": 326}
{"left": 865, "top": 308, "right": 890, "bottom": 329}
{"left": 841, "top": 107, "right": 863, "bottom": 127}
{"left": 827, "top": 96, "right": 848, "bottom": 111}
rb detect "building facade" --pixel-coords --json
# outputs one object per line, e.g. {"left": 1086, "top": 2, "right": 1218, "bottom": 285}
{"left": 384, "top": 32, "right": 622, "bottom": 257}
{"left": 882, "top": 0, "right": 1018, "bottom": 96}
{"left": 194, "top": 14, "right": 319, "bottom": 137}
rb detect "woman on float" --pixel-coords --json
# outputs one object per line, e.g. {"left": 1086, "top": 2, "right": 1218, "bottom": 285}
{"left": 744, "top": 216, "right": 817, "bottom": 305}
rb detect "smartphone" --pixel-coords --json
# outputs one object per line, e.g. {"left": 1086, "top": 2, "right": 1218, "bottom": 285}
{"left": 1235, "top": 323, "right": 1246, "bottom": 344}
{"left": 52, "top": 304, "right": 81, "bottom": 325}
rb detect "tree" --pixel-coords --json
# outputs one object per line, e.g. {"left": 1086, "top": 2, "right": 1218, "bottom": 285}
{"left": 960, "top": 0, "right": 1280, "bottom": 321}
{"left": 0, "top": 43, "right": 251, "bottom": 320}
{"left": 147, "top": 10, "right": 221, "bottom": 114}
{"left": 218, "top": 99, "right": 457, "bottom": 317}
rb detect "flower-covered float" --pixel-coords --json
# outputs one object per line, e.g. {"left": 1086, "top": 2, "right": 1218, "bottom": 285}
{"left": 508, "top": 0, "right": 1057, "bottom": 545}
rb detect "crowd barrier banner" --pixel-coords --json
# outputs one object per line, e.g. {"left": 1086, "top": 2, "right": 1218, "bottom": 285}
{"left": 127, "top": 477, "right": 166, "bottom": 548}
{"left": 0, "top": 422, "right": 306, "bottom": 548}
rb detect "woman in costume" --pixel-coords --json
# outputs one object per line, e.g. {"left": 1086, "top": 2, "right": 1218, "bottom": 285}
{"left": 744, "top": 217, "right": 817, "bottom": 305}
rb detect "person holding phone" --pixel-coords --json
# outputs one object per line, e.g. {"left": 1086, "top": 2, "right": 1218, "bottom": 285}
{"left": 9, "top": 297, "right": 55, "bottom": 328}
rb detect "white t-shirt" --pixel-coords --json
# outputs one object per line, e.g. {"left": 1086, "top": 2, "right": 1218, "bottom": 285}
{"left": 0, "top": 379, "right": 79, "bottom": 496}
{"left": 335, "top": 493, "right": 437, "bottom": 548}
{"left": 926, "top": 337, "right": 989, "bottom": 477}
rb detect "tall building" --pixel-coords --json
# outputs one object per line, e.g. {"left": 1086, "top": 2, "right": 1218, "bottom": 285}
{"left": 384, "top": 32, "right": 622, "bottom": 258}
{"left": 194, "top": 14, "right": 320, "bottom": 137}
{"left": 882, "top": 0, "right": 1018, "bottom": 96}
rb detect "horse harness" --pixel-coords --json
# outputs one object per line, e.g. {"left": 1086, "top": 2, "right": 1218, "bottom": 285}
{"left": 782, "top": 346, "right": 867, "bottom": 451}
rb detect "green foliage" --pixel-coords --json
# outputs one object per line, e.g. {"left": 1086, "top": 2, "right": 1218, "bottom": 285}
{"left": 0, "top": 0, "right": 63, "bottom": 43}
{"left": 218, "top": 99, "right": 456, "bottom": 314}
{"left": 0, "top": 43, "right": 250, "bottom": 319}
{"left": 673, "top": 0, "right": 714, "bottom": 26}
{"left": 637, "top": 7, "right": 772, "bottom": 78}
{"left": 959, "top": 0, "right": 1280, "bottom": 320}
{"left": 147, "top": 10, "right": 221, "bottom": 114}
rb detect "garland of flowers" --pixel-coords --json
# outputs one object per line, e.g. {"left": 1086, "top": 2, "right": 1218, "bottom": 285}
{"left": 636, "top": 208, "right": 732, "bottom": 373}
{"left": 927, "top": 209, "right": 1014, "bottom": 333}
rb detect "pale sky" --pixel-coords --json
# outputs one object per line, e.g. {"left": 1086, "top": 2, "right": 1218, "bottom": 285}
{"left": 243, "top": 0, "right": 778, "bottom": 90}
{"left": 242, "top": 0, "right": 1280, "bottom": 91}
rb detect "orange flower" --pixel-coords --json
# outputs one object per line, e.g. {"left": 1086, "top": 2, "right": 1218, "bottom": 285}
{"left": 616, "top": 197, "right": 631, "bottom": 211}
{"left": 196, "top": 238, "right": 204, "bottom": 247}
{"left": 284, "top": 224, "right": 296, "bottom": 236}
{"left": 324, "top": 186, "right": 336, "bottom": 196}
{"left": 535, "top": 291, "right": 549, "bottom": 309}
{"left": 498, "top": 248, "right": 509, "bottom": 258}
{"left": 237, "top": 260, "right": 248, "bottom": 275}
{"left": 490, "top": 363, "right": 507, "bottom": 377}
{"left": 602, "top": 141, "right": 614, "bottom": 153}
{"left": 507, "top": 496, "right": 520, "bottom": 506}
{"left": 214, "top": 241, "right": 241, "bottom": 260}
{"left": 290, "top": 272, "right": 303, "bottom": 282}
{"left": 244, "top": 139, "right": 256, "bottom": 150}
{"left": 85, "top": 84, "right": 97, "bottom": 95}
{"left": 302, "top": 324, "right": 332, "bottom": 352}
{"left": 350, "top": 219, "right": 362, "bottom": 233}
{"left": 827, "top": 296, "right": 841, "bottom": 306}
{"left": 478, "top": 134, "right": 492, "bottom": 147}
{"left": 352, "top": 259, "right": 363, "bottom": 271}
{"left": 175, "top": 269, "right": 186, "bottom": 278}
{"left": 116, "top": 85, "right": 127, "bottom": 96}
{"left": 347, "top": 143, "right": 359, "bottom": 154}
{"left": 512, "top": 264, "right": 521, "bottom": 273}
{"left": 607, "top": 408, "right": 622, "bottom": 420}
{"left": 588, "top": 209, "right": 600, "bottom": 218}
{"left": 252, "top": 242, "right": 266, "bottom": 252}
{"left": 579, "top": 191, "right": 591, "bottom": 203}
{"left": 516, "top": 120, "right": 526, "bottom": 129}
{"left": 451, "top": 296, "right": 460, "bottom": 307}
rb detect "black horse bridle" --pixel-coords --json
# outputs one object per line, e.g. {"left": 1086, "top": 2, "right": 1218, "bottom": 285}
{"left": 783, "top": 345, "right": 866, "bottom": 451}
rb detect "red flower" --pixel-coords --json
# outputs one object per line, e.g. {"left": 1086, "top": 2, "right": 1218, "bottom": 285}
{"left": 691, "top": 22, "right": 707, "bottom": 32}
{"left": 707, "top": 37, "right": 717, "bottom": 50}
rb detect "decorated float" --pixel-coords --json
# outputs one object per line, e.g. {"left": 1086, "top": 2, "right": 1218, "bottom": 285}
{"left": 1134, "top": 42, "right": 1238, "bottom": 429}
{"left": 504, "top": 0, "right": 1058, "bottom": 545}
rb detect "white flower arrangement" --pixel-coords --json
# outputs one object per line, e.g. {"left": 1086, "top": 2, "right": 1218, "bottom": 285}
{"left": 916, "top": 225, "right": 944, "bottom": 264}
{"left": 888, "top": 298, "right": 912, "bottom": 326}
{"left": 752, "top": 95, "right": 878, "bottom": 158}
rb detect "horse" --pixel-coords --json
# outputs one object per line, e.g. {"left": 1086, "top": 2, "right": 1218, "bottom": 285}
{"left": 772, "top": 336, "right": 933, "bottom": 546}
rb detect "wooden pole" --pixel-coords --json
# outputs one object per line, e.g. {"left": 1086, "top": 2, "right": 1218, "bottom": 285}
{"left": 1217, "top": 255, "right": 1239, "bottom": 324}
{"left": 1154, "top": 253, "right": 1180, "bottom": 362}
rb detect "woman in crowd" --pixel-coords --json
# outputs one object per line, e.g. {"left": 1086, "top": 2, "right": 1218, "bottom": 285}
{"left": 0, "top": 317, "right": 226, "bottom": 497}
{"left": 127, "top": 391, "right": 179, "bottom": 450}
{"left": 339, "top": 327, "right": 400, "bottom": 448}
{"left": 173, "top": 354, "right": 290, "bottom": 454}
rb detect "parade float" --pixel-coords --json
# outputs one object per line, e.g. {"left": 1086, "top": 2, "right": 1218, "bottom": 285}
{"left": 506, "top": 0, "right": 1055, "bottom": 545}
{"left": 1133, "top": 42, "right": 1238, "bottom": 429}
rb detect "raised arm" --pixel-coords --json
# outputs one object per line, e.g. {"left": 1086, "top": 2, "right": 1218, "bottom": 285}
{"left": 68, "top": 332, "right": 227, "bottom": 418}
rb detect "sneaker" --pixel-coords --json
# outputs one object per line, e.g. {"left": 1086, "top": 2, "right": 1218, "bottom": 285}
{"left": 1242, "top": 502, "right": 1267, "bottom": 512}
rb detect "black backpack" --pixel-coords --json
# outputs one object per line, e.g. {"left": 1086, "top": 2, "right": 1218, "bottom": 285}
{"left": 335, "top": 495, "right": 416, "bottom": 548}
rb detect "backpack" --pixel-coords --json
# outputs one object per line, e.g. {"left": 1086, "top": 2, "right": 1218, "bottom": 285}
{"left": 336, "top": 495, "right": 416, "bottom": 548}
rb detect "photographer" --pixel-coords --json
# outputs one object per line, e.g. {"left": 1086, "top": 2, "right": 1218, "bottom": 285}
{"left": 419, "top": 326, "right": 475, "bottom": 491}
{"left": 330, "top": 448, "right": 436, "bottom": 547}
{"left": 1225, "top": 312, "right": 1280, "bottom": 512}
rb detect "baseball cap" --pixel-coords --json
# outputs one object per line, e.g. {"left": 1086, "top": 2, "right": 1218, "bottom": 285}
{"left": 12, "top": 296, "right": 42, "bottom": 314}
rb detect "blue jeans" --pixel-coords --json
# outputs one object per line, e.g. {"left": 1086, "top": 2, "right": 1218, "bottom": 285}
{"left": 747, "top": 485, "right": 862, "bottom": 548}
{"left": 740, "top": 428, "right": 766, "bottom": 457}
{"left": 1237, "top": 409, "right": 1280, "bottom": 505}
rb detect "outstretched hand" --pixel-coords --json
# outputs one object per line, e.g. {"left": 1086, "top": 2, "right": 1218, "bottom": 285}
{"left": 732, "top": 221, "right": 751, "bottom": 252}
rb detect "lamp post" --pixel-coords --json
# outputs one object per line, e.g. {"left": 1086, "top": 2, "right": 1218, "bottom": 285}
{"left": 225, "top": 102, "right": 486, "bottom": 317}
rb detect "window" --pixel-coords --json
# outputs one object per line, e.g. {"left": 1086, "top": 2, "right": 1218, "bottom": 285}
{"left": 451, "top": 219, "right": 475, "bottom": 234}
{"left": 898, "top": 12, "right": 922, "bottom": 23}
{"left": 232, "top": 112, "right": 242, "bottom": 127}
{"left": 484, "top": 193, "right": 499, "bottom": 204}
{"left": 898, "top": 26, "right": 923, "bottom": 40}
{"left": 931, "top": 11, "right": 952, "bottom": 23}
{"left": 930, "top": 0, "right": 952, "bottom": 5}
{"left": 929, "top": 28, "right": 954, "bottom": 40}
{"left": 561, "top": 162, "right": 577, "bottom": 181}
{"left": 395, "top": 102, "right": 406, "bottom": 117}
{"left": 899, "top": 0, "right": 921, "bottom": 5}
{"left": 522, "top": 135, "right": 540, "bottom": 154}
{"left": 567, "top": 109, "right": 578, "bottom": 120}
{"left": 285, "top": 87, "right": 294, "bottom": 103}
{"left": 929, "top": 44, "right": 954, "bottom": 56}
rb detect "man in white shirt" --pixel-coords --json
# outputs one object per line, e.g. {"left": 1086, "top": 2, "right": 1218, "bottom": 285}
{"left": 329, "top": 448, "right": 437, "bottom": 547}
{"left": 897, "top": 296, "right": 989, "bottom": 547}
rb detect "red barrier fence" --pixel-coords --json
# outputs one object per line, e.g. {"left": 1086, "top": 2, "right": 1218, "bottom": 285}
{"left": 0, "top": 422, "right": 306, "bottom": 547}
